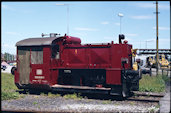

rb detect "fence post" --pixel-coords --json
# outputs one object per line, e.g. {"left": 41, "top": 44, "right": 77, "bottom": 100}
{"left": 150, "top": 66, "right": 152, "bottom": 76}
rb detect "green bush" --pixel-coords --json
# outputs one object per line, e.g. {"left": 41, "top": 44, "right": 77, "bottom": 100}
{"left": 139, "top": 75, "right": 167, "bottom": 92}
{"left": 1, "top": 73, "right": 22, "bottom": 100}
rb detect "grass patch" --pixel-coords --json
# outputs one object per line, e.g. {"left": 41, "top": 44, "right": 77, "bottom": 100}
{"left": 129, "top": 101, "right": 135, "bottom": 105}
{"left": 40, "top": 92, "right": 61, "bottom": 98}
{"left": 63, "top": 93, "right": 83, "bottom": 100}
{"left": 102, "top": 100, "right": 112, "bottom": 104}
{"left": 161, "top": 74, "right": 170, "bottom": 83}
{"left": 139, "top": 74, "right": 169, "bottom": 92}
{"left": 33, "top": 101, "right": 38, "bottom": 105}
{"left": 1, "top": 72, "right": 23, "bottom": 100}
{"left": 47, "top": 92, "right": 61, "bottom": 98}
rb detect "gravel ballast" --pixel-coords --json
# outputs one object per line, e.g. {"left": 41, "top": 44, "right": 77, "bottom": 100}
{"left": 2, "top": 94, "right": 159, "bottom": 112}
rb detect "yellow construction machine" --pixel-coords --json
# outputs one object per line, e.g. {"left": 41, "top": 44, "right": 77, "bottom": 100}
{"left": 132, "top": 49, "right": 138, "bottom": 71}
{"left": 147, "top": 54, "right": 169, "bottom": 68}
{"left": 132, "top": 49, "right": 151, "bottom": 76}
{"left": 159, "top": 54, "right": 170, "bottom": 68}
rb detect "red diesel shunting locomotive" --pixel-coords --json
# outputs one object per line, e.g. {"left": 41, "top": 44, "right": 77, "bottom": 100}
{"left": 14, "top": 33, "right": 141, "bottom": 97}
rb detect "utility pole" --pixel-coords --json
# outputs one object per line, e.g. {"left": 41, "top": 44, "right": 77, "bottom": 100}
{"left": 118, "top": 13, "right": 124, "bottom": 34}
{"left": 155, "top": 1, "right": 159, "bottom": 75}
{"left": 56, "top": 4, "right": 70, "bottom": 36}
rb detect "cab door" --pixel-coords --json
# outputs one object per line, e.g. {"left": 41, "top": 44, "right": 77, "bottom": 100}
{"left": 50, "top": 44, "right": 60, "bottom": 84}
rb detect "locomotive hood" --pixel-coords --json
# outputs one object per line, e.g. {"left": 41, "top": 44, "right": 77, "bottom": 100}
{"left": 64, "top": 36, "right": 81, "bottom": 44}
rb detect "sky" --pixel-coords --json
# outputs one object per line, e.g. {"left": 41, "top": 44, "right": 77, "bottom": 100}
{"left": 1, "top": 1, "right": 170, "bottom": 55}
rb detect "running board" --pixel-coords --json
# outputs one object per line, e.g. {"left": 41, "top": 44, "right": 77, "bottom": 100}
{"left": 51, "top": 84, "right": 111, "bottom": 94}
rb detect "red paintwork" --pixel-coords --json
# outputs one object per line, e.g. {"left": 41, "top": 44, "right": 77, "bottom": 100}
{"left": 14, "top": 71, "right": 19, "bottom": 83}
{"left": 15, "top": 35, "right": 133, "bottom": 88}
{"left": 106, "top": 68, "right": 121, "bottom": 85}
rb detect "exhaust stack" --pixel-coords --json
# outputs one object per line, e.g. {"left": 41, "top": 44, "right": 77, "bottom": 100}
{"left": 119, "top": 34, "right": 125, "bottom": 44}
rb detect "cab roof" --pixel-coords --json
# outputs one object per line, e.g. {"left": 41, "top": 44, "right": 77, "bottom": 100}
{"left": 16, "top": 37, "right": 61, "bottom": 46}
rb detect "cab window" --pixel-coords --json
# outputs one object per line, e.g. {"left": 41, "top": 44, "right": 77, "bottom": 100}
{"left": 51, "top": 44, "right": 60, "bottom": 59}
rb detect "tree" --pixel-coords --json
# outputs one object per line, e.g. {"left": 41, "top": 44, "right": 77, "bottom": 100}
{"left": 4, "top": 52, "right": 15, "bottom": 61}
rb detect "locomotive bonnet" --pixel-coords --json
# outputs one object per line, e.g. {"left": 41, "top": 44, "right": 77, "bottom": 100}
{"left": 14, "top": 33, "right": 142, "bottom": 98}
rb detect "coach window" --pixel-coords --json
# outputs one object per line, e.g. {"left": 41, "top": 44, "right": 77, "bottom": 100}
{"left": 51, "top": 44, "right": 60, "bottom": 59}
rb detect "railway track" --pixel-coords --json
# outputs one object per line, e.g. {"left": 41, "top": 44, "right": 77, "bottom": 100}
{"left": 127, "top": 91, "right": 165, "bottom": 103}
{"left": 2, "top": 91, "right": 164, "bottom": 113}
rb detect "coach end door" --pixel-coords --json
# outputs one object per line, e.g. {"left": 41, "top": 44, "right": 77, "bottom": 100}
{"left": 18, "top": 47, "right": 30, "bottom": 85}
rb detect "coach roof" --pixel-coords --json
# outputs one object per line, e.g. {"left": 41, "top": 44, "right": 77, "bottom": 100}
{"left": 16, "top": 37, "right": 62, "bottom": 46}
